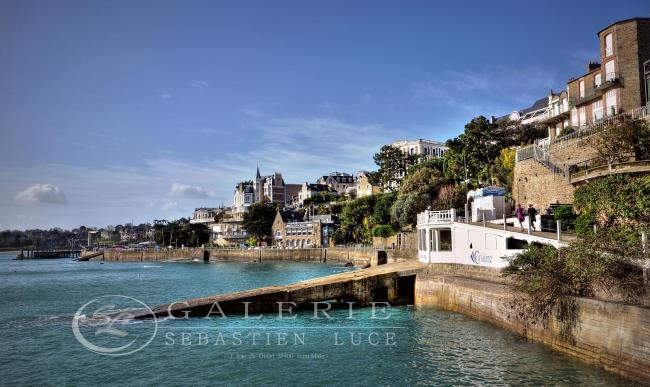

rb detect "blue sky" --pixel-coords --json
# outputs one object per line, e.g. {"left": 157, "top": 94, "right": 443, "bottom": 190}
{"left": 1, "top": 0, "right": 648, "bottom": 229}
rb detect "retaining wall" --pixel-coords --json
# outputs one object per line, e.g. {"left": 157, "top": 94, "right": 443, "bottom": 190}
{"left": 415, "top": 264, "right": 650, "bottom": 384}
{"left": 93, "top": 248, "right": 418, "bottom": 266}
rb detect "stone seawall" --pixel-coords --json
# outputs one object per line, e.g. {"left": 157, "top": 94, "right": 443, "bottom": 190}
{"left": 94, "top": 248, "right": 418, "bottom": 266}
{"left": 415, "top": 264, "right": 650, "bottom": 384}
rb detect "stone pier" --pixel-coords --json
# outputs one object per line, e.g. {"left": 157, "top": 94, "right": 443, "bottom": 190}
{"left": 134, "top": 261, "right": 425, "bottom": 319}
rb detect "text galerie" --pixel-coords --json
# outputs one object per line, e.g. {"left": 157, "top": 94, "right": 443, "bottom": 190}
{"left": 163, "top": 301, "right": 394, "bottom": 320}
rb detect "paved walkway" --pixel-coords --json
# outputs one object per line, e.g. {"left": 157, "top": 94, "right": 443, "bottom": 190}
{"left": 467, "top": 221, "right": 577, "bottom": 242}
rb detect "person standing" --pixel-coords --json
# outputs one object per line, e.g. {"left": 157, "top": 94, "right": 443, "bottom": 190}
{"left": 515, "top": 204, "right": 525, "bottom": 231}
{"left": 527, "top": 204, "right": 538, "bottom": 232}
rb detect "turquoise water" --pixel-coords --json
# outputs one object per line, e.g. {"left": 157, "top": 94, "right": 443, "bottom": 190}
{"left": 0, "top": 252, "right": 635, "bottom": 386}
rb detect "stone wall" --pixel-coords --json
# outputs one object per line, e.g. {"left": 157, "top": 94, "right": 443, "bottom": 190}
{"left": 514, "top": 136, "right": 601, "bottom": 209}
{"left": 548, "top": 138, "right": 599, "bottom": 165}
{"left": 94, "top": 247, "right": 418, "bottom": 266}
{"left": 415, "top": 265, "right": 650, "bottom": 384}
{"left": 512, "top": 159, "right": 575, "bottom": 209}
{"left": 98, "top": 249, "right": 204, "bottom": 261}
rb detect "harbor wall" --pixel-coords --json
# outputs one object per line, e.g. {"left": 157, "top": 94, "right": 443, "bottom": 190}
{"left": 93, "top": 247, "right": 418, "bottom": 265}
{"left": 415, "top": 264, "right": 650, "bottom": 384}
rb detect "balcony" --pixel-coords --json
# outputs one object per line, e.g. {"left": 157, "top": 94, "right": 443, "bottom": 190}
{"left": 574, "top": 72, "right": 622, "bottom": 107}
{"left": 417, "top": 209, "right": 456, "bottom": 227}
{"left": 593, "top": 72, "right": 622, "bottom": 92}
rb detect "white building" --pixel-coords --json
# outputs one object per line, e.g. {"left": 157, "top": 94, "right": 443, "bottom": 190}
{"left": 502, "top": 97, "right": 549, "bottom": 126}
{"left": 190, "top": 207, "right": 222, "bottom": 225}
{"left": 232, "top": 181, "right": 255, "bottom": 214}
{"left": 416, "top": 209, "right": 563, "bottom": 268}
{"left": 391, "top": 139, "right": 448, "bottom": 159}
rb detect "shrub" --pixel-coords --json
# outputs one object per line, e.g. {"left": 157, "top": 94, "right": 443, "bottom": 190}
{"left": 553, "top": 205, "right": 576, "bottom": 231}
{"left": 558, "top": 126, "right": 575, "bottom": 137}
{"left": 372, "top": 224, "right": 397, "bottom": 238}
{"left": 504, "top": 227, "right": 647, "bottom": 342}
{"left": 574, "top": 213, "right": 595, "bottom": 236}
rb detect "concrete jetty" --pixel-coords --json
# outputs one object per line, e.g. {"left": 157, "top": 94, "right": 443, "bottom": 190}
{"left": 134, "top": 261, "right": 425, "bottom": 319}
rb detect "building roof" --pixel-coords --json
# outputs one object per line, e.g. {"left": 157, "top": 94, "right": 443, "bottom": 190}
{"left": 277, "top": 210, "right": 301, "bottom": 223}
{"left": 521, "top": 97, "right": 548, "bottom": 115}
{"left": 305, "top": 183, "right": 336, "bottom": 192}
{"left": 597, "top": 17, "right": 650, "bottom": 35}
{"left": 495, "top": 96, "right": 548, "bottom": 123}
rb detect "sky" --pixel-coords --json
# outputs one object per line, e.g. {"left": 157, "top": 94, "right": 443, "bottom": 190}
{"left": 1, "top": 0, "right": 648, "bottom": 230}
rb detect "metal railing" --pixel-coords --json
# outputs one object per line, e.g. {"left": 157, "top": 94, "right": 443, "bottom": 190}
{"left": 516, "top": 143, "right": 567, "bottom": 175}
{"left": 551, "top": 105, "right": 650, "bottom": 150}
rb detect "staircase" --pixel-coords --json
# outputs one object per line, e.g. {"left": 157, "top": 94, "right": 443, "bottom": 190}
{"left": 516, "top": 143, "right": 567, "bottom": 177}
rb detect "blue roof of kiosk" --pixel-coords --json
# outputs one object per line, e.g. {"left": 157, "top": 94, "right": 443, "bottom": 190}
{"left": 470, "top": 186, "right": 507, "bottom": 198}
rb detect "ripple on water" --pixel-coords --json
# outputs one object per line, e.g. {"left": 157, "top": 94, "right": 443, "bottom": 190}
{"left": 0, "top": 253, "right": 637, "bottom": 386}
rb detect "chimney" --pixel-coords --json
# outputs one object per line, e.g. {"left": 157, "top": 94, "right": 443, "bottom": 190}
{"left": 587, "top": 61, "right": 601, "bottom": 72}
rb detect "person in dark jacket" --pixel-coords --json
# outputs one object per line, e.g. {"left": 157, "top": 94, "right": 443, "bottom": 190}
{"left": 527, "top": 204, "right": 538, "bottom": 231}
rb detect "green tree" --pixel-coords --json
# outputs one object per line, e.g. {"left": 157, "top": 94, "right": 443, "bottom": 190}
{"left": 488, "top": 148, "right": 516, "bottom": 190}
{"left": 444, "top": 116, "right": 510, "bottom": 184}
{"left": 338, "top": 196, "right": 377, "bottom": 243}
{"left": 574, "top": 174, "right": 650, "bottom": 228}
{"left": 242, "top": 202, "right": 277, "bottom": 242}
{"left": 373, "top": 145, "right": 419, "bottom": 189}
{"left": 589, "top": 118, "right": 650, "bottom": 166}
{"left": 372, "top": 224, "right": 397, "bottom": 238}
{"left": 371, "top": 192, "right": 396, "bottom": 226}
{"left": 390, "top": 166, "right": 442, "bottom": 228}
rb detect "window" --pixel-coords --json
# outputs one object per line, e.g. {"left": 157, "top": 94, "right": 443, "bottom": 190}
{"left": 578, "top": 107, "right": 587, "bottom": 126}
{"left": 605, "top": 60, "right": 615, "bottom": 81}
{"left": 605, "top": 33, "right": 613, "bottom": 56}
{"left": 592, "top": 100, "right": 603, "bottom": 121}
{"left": 579, "top": 80, "right": 585, "bottom": 98}
{"left": 606, "top": 89, "right": 617, "bottom": 115}
{"left": 594, "top": 73, "right": 602, "bottom": 87}
{"left": 439, "top": 229, "right": 452, "bottom": 251}
{"left": 506, "top": 238, "right": 529, "bottom": 250}
{"left": 571, "top": 108, "right": 578, "bottom": 127}
{"left": 429, "top": 229, "right": 435, "bottom": 251}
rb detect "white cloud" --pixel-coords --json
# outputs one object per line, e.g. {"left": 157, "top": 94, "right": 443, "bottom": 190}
{"left": 160, "top": 92, "right": 172, "bottom": 99}
{"left": 190, "top": 80, "right": 210, "bottom": 89}
{"left": 15, "top": 184, "right": 67, "bottom": 204}
{"left": 169, "top": 183, "right": 215, "bottom": 199}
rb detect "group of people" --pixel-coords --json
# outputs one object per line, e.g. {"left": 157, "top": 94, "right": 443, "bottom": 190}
{"left": 515, "top": 203, "right": 538, "bottom": 232}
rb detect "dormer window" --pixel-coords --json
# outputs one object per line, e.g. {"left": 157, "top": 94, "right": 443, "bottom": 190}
{"left": 605, "top": 33, "right": 613, "bottom": 56}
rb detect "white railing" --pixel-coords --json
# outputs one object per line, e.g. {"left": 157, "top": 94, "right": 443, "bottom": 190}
{"left": 417, "top": 209, "right": 456, "bottom": 226}
{"left": 551, "top": 105, "right": 650, "bottom": 150}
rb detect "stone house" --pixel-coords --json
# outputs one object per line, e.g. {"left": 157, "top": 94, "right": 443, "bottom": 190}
{"left": 316, "top": 172, "right": 355, "bottom": 195}
{"left": 513, "top": 18, "right": 650, "bottom": 211}
{"left": 354, "top": 171, "right": 382, "bottom": 198}
{"left": 271, "top": 210, "right": 337, "bottom": 248}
